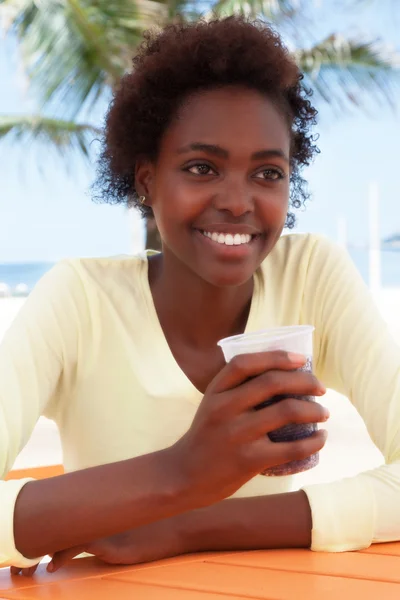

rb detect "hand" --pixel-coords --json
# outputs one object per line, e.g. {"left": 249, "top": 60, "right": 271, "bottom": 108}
{"left": 10, "top": 517, "right": 187, "bottom": 576}
{"left": 169, "top": 350, "right": 328, "bottom": 507}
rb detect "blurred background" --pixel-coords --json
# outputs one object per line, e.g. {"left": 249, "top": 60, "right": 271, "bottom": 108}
{"left": 0, "top": 0, "right": 399, "bottom": 484}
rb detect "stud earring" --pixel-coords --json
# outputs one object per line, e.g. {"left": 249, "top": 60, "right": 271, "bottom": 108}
{"left": 139, "top": 195, "right": 146, "bottom": 205}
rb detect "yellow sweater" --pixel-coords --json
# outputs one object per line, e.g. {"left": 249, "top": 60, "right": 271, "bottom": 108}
{"left": 1, "top": 233, "right": 400, "bottom": 567}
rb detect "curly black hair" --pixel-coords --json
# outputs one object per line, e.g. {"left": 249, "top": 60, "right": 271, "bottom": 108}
{"left": 94, "top": 16, "right": 319, "bottom": 229}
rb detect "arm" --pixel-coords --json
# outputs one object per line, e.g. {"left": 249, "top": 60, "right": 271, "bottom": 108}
{"left": 300, "top": 235, "right": 400, "bottom": 551}
{"left": 13, "top": 449, "right": 190, "bottom": 560}
{"left": 32, "top": 489, "right": 311, "bottom": 575}
{"left": 0, "top": 263, "right": 193, "bottom": 565}
{"left": 0, "top": 261, "right": 84, "bottom": 568}
{"left": 158, "top": 237, "right": 400, "bottom": 556}
{"left": 179, "top": 491, "right": 312, "bottom": 553}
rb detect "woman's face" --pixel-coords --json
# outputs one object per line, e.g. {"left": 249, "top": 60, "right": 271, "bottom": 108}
{"left": 140, "top": 86, "right": 291, "bottom": 287}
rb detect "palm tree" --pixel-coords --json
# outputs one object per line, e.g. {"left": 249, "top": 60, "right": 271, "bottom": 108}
{"left": 1, "top": 0, "right": 399, "bottom": 250}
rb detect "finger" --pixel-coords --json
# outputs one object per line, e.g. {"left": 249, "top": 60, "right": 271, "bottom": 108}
{"left": 10, "top": 564, "right": 39, "bottom": 577}
{"left": 210, "top": 351, "right": 307, "bottom": 393}
{"left": 250, "top": 428, "right": 328, "bottom": 471}
{"left": 22, "top": 564, "right": 39, "bottom": 577}
{"left": 48, "top": 545, "right": 86, "bottom": 573}
{"left": 263, "top": 428, "right": 328, "bottom": 467}
{"left": 244, "top": 398, "right": 329, "bottom": 439}
{"left": 227, "top": 369, "right": 325, "bottom": 413}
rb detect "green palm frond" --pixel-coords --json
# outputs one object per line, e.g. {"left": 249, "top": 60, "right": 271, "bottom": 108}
{"left": 0, "top": 114, "right": 101, "bottom": 161}
{"left": 296, "top": 34, "right": 400, "bottom": 108}
{"left": 211, "top": 0, "right": 297, "bottom": 19}
{"left": 0, "top": 0, "right": 167, "bottom": 117}
{"left": 1, "top": 0, "right": 400, "bottom": 120}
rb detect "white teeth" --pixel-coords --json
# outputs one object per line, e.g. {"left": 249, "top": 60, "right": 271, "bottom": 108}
{"left": 201, "top": 231, "right": 253, "bottom": 246}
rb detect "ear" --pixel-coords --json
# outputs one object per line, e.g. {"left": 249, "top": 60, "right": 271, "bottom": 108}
{"left": 135, "top": 159, "right": 155, "bottom": 206}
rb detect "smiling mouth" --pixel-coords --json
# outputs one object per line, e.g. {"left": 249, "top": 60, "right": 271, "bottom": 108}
{"left": 198, "top": 230, "right": 259, "bottom": 246}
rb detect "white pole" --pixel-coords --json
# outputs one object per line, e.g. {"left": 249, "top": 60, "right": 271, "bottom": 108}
{"left": 337, "top": 216, "right": 347, "bottom": 249}
{"left": 368, "top": 181, "right": 381, "bottom": 295}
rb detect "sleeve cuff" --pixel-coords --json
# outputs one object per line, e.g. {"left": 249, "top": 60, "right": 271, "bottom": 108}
{"left": 0, "top": 479, "right": 44, "bottom": 568}
{"left": 302, "top": 475, "right": 376, "bottom": 552}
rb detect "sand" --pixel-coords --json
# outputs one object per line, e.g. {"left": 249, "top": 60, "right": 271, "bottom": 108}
{"left": 1, "top": 289, "right": 400, "bottom": 485}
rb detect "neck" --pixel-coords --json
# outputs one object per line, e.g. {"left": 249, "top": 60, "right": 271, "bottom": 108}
{"left": 148, "top": 252, "right": 254, "bottom": 349}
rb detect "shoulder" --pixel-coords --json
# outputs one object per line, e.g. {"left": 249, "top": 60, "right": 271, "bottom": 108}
{"left": 21, "top": 254, "right": 149, "bottom": 329}
{"left": 259, "top": 233, "right": 354, "bottom": 299}
{"left": 36, "top": 254, "right": 149, "bottom": 297}
{"left": 265, "top": 232, "right": 341, "bottom": 272}
{"left": 270, "top": 232, "right": 338, "bottom": 258}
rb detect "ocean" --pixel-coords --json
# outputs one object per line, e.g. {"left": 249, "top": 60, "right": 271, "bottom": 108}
{"left": 0, "top": 262, "right": 54, "bottom": 296}
{"left": 0, "top": 247, "right": 399, "bottom": 296}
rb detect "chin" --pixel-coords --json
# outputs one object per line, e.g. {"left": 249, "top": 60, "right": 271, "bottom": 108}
{"left": 200, "top": 266, "right": 256, "bottom": 288}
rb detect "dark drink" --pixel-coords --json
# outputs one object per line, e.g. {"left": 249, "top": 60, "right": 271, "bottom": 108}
{"left": 218, "top": 326, "right": 318, "bottom": 477}
{"left": 256, "top": 357, "right": 319, "bottom": 476}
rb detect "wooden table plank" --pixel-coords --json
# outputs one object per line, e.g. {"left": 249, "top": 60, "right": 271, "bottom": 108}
{"left": 0, "top": 578, "right": 137, "bottom": 599}
{"left": 361, "top": 542, "right": 400, "bottom": 557}
{"left": 0, "top": 553, "right": 236, "bottom": 593}
{"left": 1, "top": 578, "right": 250, "bottom": 600}
{"left": 108, "top": 560, "right": 400, "bottom": 600}
{"left": 205, "top": 548, "right": 400, "bottom": 583}
{"left": 5, "top": 466, "right": 64, "bottom": 481}
{"left": 0, "top": 558, "right": 133, "bottom": 592}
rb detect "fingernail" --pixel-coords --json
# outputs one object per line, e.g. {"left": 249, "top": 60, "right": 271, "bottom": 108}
{"left": 287, "top": 352, "right": 306, "bottom": 364}
{"left": 322, "top": 407, "right": 330, "bottom": 419}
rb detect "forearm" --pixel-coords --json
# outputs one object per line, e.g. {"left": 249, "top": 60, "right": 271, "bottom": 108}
{"left": 14, "top": 448, "right": 189, "bottom": 559}
{"left": 180, "top": 491, "right": 312, "bottom": 552}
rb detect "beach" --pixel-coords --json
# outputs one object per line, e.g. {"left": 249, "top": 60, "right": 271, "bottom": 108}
{"left": 1, "top": 289, "right": 400, "bottom": 486}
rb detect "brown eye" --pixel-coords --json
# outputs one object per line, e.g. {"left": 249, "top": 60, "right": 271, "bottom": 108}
{"left": 187, "top": 164, "right": 216, "bottom": 175}
{"left": 254, "top": 168, "right": 285, "bottom": 181}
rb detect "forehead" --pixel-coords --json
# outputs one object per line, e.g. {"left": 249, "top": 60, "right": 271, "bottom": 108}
{"left": 161, "top": 86, "right": 291, "bottom": 154}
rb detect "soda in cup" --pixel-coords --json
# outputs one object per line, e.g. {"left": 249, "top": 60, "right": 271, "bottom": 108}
{"left": 218, "top": 325, "right": 318, "bottom": 476}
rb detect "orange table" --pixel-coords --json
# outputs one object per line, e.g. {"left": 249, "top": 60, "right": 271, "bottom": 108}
{"left": 4, "top": 467, "right": 400, "bottom": 598}
{"left": 1, "top": 542, "right": 400, "bottom": 599}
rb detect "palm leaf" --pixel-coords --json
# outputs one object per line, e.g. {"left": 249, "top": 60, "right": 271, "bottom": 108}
{"left": 295, "top": 35, "right": 400, "bottom": 108}
{"left": 2, "top": 0, "right": 400, "bottom": 118}
{"left": 211, "top": 0, "right": 297, "bottom": 19}
{"left": 0, "top": 114, "right": 101, "bottom": 162}
{"left": 0, "top": 0, "right": 167, "bottom": 118}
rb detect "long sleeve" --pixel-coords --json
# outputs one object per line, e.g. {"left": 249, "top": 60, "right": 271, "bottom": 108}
{"left": 0, "top": 261, "right": 87, "bottom": 567}
{"left": 300, "top": 235, "right": 400, "bottom": 552}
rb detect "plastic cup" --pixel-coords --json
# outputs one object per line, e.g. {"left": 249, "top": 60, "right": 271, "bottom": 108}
{"left": 218, "top": 325, "right": 318, "bottom": 476}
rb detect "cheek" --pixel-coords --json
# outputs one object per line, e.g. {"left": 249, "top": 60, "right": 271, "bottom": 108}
{"left": 259, "top": 187, "right": 289, "bottom": 222}
{"left": 154, "top": 181, "right": 208, "bottom": 225}
{"left": 150, "top": 191, "right": 196, "bottom": 244}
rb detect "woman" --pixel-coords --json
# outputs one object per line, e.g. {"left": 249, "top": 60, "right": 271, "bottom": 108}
{"left": 2, "top": 17, "right": 400, "bottom": 576}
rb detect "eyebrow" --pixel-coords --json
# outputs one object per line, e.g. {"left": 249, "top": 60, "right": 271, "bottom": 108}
{"left": 177, "top": 142, "right": 289, "bottom": 163}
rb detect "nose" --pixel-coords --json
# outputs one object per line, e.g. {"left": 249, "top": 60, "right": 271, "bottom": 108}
{"left": 213, "top": 178, "right": 254, "bottom": 217}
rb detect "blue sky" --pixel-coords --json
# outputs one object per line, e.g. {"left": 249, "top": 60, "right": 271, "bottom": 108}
{"left": 1, "top": 1, "right": 399, "bottom": 263}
